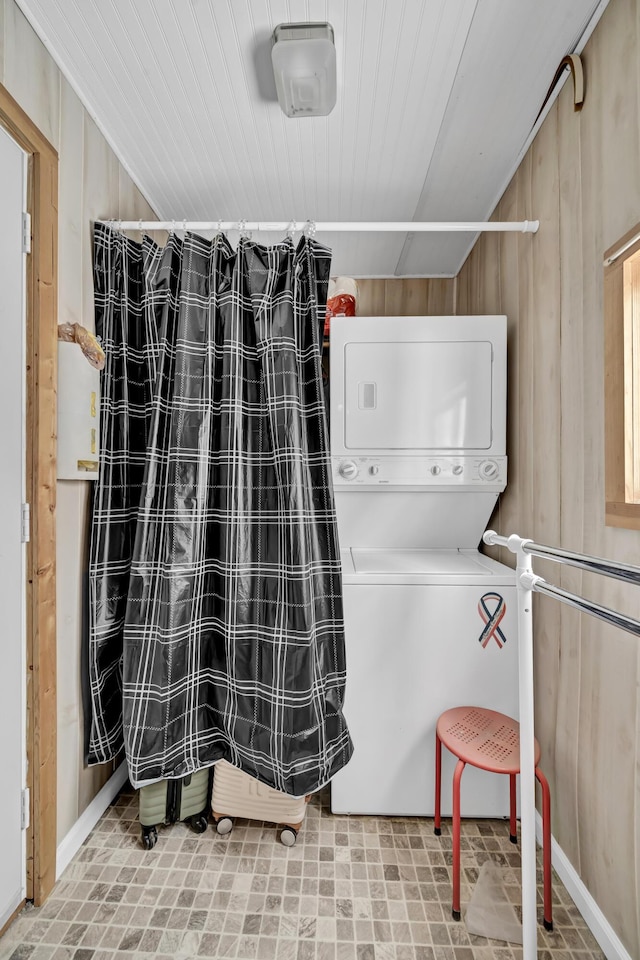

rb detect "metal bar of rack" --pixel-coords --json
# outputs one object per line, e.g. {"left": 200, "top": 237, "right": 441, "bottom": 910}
{"left": 482, "top": 530, "right": 640, "bottom": 960}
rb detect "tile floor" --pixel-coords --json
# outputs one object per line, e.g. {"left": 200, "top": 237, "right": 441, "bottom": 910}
{"left": 0, "top": 785, "right": 605, "bottom": 960}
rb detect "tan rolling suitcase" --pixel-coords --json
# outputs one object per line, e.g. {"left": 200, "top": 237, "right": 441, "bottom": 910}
{"left": 211, "top": 759, "right": 309, "bottom": 845}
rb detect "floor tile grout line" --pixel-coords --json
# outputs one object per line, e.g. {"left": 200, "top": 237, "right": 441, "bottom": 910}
{"left": 0, "top": 786, "right": 605, "bottom": 960}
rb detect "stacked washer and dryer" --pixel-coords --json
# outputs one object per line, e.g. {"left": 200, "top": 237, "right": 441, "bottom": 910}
{"left": 329, "top": 315, "right": 519, "bottom": 818}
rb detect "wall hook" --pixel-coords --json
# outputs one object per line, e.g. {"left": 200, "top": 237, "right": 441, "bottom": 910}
{"left": 536, "top": 52, "right": 584, "bottom": 125}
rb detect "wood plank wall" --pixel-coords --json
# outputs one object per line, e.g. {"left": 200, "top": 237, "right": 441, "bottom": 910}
{"left": 455, "top": 0, "right": 640, "bottom": 952}
{"left": 356, "top": 277, "right": 454, "bottom": 317}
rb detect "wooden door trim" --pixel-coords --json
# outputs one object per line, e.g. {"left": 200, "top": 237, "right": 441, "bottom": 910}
{"left": 0, "top": 900, "right": 27, "bottom": 939}
{"left": 0, "top": 83, "right": 58, "bottom": 905}
{"left": 604, "top": 224, "right": 640, "bottom": 527}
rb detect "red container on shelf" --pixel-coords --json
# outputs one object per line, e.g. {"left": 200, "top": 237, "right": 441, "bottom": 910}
{"left": 324, "top": 277, "right": 358, "bottom": 338}
{"left": 324, "top": 294, "right": 356, "bottom": 337}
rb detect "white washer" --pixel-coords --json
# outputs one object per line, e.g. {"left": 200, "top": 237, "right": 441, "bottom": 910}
{"left": 331, "top": 548, "right": 517, "bottom": 816}
{"left": 329, "top": 315, "right": 519, "bottom": 817}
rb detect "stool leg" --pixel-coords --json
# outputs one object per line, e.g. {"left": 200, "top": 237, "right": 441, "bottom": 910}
{"left": 434, "top": 731, "right": 442, "bottom": 836}
{"left": 452, "top": 758, "right": 465, "bottom": 921}
{"left": 535, "top": 767, "right": 553, "bottom": 931}
{"left": 509, "top": 773, "right": 517, "bottom": 843}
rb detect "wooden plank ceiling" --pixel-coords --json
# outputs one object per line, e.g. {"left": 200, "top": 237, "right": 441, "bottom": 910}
{"left": 16, "top": 0, "right": 606, "bottom": 277}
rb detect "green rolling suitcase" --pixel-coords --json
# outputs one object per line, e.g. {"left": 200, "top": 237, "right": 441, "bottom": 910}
{"left": 138, "top": 767, "right": 213, "bottom": 849}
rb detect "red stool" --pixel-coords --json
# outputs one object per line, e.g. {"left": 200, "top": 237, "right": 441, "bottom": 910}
{"left": 434, "top": 706, "right": 552, "bottom": 930}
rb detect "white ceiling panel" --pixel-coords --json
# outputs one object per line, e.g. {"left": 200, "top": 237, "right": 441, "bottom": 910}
{"left": 397, "top": 0, "right": 606, "bottom": 276}
{"left": 16, "top": 0, "right": 607, "bottom": 276}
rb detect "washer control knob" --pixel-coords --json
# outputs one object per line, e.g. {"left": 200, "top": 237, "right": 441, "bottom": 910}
{"left": 452, "top": 464, "right": 464, "bottom": 476}
{"left": 430, "top": 465, "right": 441, "bottom": 476}
{"left": 338, "top": 460, "right": 359, "bottom": 480}
{"left": 369, "top": 465, "right": 379, "bottom": 476}
{"left": 479, "top": 459, "right": 500, "bottom": 481}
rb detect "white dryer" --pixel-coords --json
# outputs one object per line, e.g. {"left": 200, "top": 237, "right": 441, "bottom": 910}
{"left": 329, "top": 315, "right": 518, "bottom": 817}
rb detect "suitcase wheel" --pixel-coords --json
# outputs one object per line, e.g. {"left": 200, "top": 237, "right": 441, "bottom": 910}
{"left": 141, "top": 825, "right": 158, "bottom": 850}
{"left": 280, "top": 826, "right": 298, "bottom": 847}
{"left": 214, "top": 816, "right": 234, "bottom": 836}
{"left": 189, "top": 814, "right": 209, "bottom": 834}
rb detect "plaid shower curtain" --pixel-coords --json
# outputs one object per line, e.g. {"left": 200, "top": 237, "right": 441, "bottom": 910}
{"left": 86, "top": 222, "right": 352, "bottom": 795}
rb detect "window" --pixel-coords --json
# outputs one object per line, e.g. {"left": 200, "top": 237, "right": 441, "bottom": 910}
{"left": 604, "top": 223, "right": 640, "bottom": 527}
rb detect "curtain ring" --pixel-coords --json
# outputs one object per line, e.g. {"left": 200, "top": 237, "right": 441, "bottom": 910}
{"left": 138, "top": 219, "right": 142, "bottom": 233}
{"left": 182, "top": 219, "right": 187, "bottom": 233}
{"left": 117, "top": 219, "right": 122, "bottom": 232}
{"left": 239, "top": 219, "right": 249, "bottom": 239}
{"left": 286, "top": 220, "right": 296, "bottom": 239}
{"left": 304, "top": 219, "right": 316, "bottom": 239}
{"left": 217, "top": 219, "right": 222, "bottom": 234}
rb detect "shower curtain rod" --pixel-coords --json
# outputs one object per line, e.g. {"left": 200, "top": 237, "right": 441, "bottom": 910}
{"left": 99, "top": 219, "right": 539, "bottom": 234}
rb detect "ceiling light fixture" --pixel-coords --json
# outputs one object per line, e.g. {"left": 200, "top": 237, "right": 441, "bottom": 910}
{"left": 271, "top": 22, "right": 337, "bottom": 118}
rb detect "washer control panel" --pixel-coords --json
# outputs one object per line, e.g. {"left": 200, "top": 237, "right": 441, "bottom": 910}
{"left": 332, "top": 456, "right": 507, "bottom": 487}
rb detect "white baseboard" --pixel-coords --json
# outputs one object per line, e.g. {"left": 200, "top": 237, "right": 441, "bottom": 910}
{"left": 535, "top": 813, "right": 631, "bottom": 960}
{"left": 56, "top": 762, "right": 129, "bottom": 880}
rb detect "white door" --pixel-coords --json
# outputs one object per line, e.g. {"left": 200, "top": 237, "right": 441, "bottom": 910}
{"left": 0, "top": 124, "right": 28, "bottom": 929}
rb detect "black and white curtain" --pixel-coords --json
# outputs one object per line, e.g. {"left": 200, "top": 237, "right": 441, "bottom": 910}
{"left": 86, "top": 222, "right": 352, "bottom": 795}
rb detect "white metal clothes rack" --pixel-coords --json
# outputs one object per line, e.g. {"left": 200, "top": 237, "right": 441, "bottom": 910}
{"left": 482, "top": 529, "right": 640, "bottom": 960}
{"left": 99, "top": 219, "right": 539, "bottom": 234}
